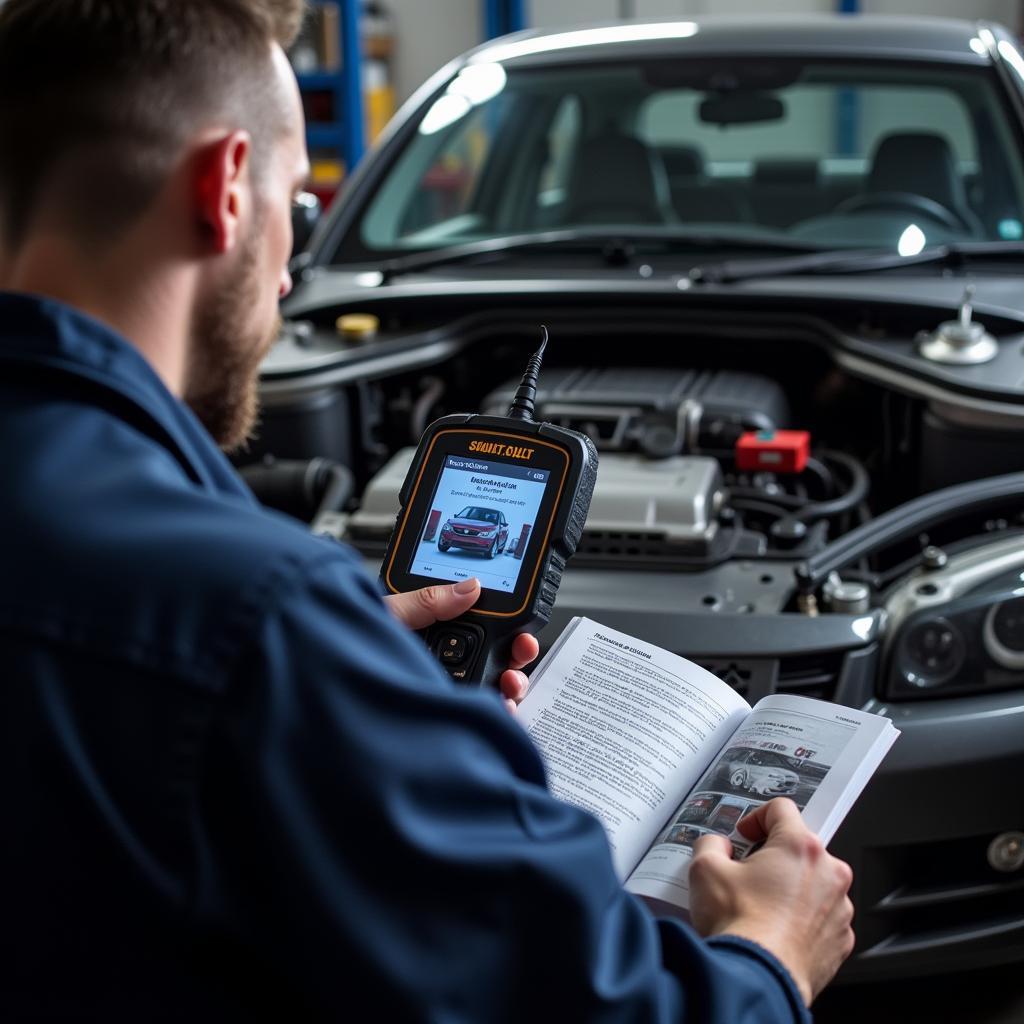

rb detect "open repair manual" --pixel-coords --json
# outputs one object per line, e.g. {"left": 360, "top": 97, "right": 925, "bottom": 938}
{"left": 518, "top": 617, "right": 899, "bottom": 913}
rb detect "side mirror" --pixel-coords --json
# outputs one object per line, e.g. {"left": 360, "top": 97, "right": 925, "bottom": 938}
{"left": 291, "top": 191, "right": 322, "bottom": 258}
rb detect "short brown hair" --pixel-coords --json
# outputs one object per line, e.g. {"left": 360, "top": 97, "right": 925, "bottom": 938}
{"left": 0, "top": 0, "right": 306, "bottom": 249}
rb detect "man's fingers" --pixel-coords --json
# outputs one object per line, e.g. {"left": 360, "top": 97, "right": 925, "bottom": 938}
{"left": 383, "top": 579, "right": 480, "bottom": 630}
{"left": 735, "top": 797, "right": 803, "bottom": 843}
{"left": 508, "top": 632, "right": 539, "bottom": 672}
{"left": 500, "top": 669, "right": 529, "bottom": 704}
{"left": 691, "top": 832, "right": 736, "bottom": 864}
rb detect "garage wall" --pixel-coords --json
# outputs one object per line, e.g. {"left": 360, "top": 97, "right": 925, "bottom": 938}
{"left": 861, "top": 0, "right": 1019, "bottom": 30}
{"left": 528, "top": 0, "right": 1018, "bottom": 25}
{"left": 387, "top": 0, "right": 482, "bottom": 108}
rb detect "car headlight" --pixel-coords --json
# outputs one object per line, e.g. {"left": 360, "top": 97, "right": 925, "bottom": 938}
{"left": 896, "top": 616, "right": 966, "bottom": 691}
{"left": 885, "top": 583, "right": 1024, "bottom": 700}
{"left": 983, "top": 595, "right": 1024, "bottom": 670}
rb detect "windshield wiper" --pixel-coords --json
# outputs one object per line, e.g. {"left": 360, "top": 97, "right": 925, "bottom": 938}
{"left": 376, "top": 227, "right": 824, "bottom": 283}
{"left": 689, "top": 241, "right": 1024, "bottom": 285}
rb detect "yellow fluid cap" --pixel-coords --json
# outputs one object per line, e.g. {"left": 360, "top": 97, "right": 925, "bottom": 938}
{"left": 336, "top": 313, "right": 380, "bottom": 341}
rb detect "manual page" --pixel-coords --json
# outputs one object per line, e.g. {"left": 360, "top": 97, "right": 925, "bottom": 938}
{"left": 518, "top": 617, "right": 750, "bottom": 879}
{"left": 626, "top": 693, "right": 898, "bottom": 911}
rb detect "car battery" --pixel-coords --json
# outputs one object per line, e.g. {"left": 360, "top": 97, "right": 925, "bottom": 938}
{"left": 482, "top": 367, "right": 790, "bottom": 458}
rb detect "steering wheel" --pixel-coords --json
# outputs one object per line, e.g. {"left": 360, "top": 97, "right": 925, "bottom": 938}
{"left": 834, "top": 190, "right": 970, "bottom": 233}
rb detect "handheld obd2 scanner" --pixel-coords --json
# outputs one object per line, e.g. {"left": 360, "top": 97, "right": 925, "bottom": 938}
{"left": 381, "top": 328, "right": 598, "bottom": 687}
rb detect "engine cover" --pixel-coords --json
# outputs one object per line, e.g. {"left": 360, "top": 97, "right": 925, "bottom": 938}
{"left": 346, "top": 449, "right": 724, "bottom": 554}
{"left": 482, "top": 367, "right": 789, "bottom": 457}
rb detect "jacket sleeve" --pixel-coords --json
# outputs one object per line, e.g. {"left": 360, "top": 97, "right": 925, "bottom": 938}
{"left": 194, "top": 548, "right": 810, "bottom": 1024}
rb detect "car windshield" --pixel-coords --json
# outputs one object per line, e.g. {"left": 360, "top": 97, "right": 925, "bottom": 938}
{"left": 457, "top": 507, "right": 499, "bottom": 523}
{"left": 341, "top": 56, "right": 1024, "bottom": 262}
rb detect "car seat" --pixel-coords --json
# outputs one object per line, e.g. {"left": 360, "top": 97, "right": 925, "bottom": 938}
{"left": 836, "top": 131, "right": 983, "bottom": 235}
{"left": 749, "top": 158, "right": 823, "bottom": 227}
{"left": 658, "top": 143, "right": 750, "bottom": 225}
{"left": 564, "top": 132, "right": 674, "bottom": 225}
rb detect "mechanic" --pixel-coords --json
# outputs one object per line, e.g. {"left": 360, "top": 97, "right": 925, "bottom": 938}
{"left": 0, "top": 1, "right": 854, "bottom": 1021}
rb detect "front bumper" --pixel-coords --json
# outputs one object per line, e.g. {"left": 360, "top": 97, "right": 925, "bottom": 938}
{"left": 441, "top": 530, "right": 495, "bottom": 550}
{"left": 832, "top": 688, "right": 1024, "bottom": 982}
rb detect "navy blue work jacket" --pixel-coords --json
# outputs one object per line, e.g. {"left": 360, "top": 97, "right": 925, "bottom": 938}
{"left": 0, "top": 292, "right": 809, "bottom": 1022}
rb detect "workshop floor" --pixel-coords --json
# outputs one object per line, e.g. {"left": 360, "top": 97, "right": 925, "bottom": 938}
{"left": 815, "top": 963, "right": 1024, "bottom": 1023}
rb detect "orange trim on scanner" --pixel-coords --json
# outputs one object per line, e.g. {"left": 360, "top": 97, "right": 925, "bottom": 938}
{"left": 384, "top": 428, "right": 570, "bottom": 618}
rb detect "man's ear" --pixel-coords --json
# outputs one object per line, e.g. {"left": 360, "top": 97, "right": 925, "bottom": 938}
{"left": 193, "top": 131, "right": 252, "bottom": 255}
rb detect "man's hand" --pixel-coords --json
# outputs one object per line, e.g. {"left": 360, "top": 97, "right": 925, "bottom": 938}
{"left": 384, "top": 578, "right": 539, "bottom": 711}
{"left": 687, "top": 798, "right": 855, "bottom": 1006}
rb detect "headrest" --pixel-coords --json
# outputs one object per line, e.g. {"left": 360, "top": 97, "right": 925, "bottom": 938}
{"left": 566, "top": 133, "right": 669, "bottom": 224}
{"left": 867, "top": 132, "right": 966, "bottom": 211}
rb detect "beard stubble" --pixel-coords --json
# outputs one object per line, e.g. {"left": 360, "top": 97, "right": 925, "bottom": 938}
{"left": 184, "top": 225, "right": 280, "bottom": 452}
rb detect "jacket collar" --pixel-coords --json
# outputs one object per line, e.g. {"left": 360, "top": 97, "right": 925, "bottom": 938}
{"left": 0, "top": 290, "right": 256, "bottom": 502}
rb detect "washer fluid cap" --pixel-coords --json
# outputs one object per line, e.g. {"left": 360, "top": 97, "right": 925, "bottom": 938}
{"left": 336, "top": 313, "right": 380, "bottom": 341}
{"left": 918, "top": 284, "right": 997, "bottom": 365}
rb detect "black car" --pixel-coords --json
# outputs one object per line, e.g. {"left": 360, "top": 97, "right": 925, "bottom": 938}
{"left": 254, "top": 15, "right": 1024, "bottom": 982}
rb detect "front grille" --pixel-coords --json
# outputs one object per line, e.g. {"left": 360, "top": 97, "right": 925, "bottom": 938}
{"left": 694, "top": 652, "right": 843, "bottom": 704}
{"left": 695, "top": 659, "right": 759, "bottom": 700}
{"left": 777, "top": 651, "right": 842, "bottom": 701}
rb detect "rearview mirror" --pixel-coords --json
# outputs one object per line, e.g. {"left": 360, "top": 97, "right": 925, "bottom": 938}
{"left": 699, "top": 92, "right": 785, "bottom": 126}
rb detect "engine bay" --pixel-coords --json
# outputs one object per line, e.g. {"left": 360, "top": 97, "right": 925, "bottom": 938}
{"left": 249, "top": 304, "right": 1024, "bottom": 703}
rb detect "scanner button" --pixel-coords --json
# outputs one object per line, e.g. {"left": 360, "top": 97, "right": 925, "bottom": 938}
{"left": 438, "top": 632, "right": 468, "bottom": 664}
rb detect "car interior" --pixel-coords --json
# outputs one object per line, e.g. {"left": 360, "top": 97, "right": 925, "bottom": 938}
{"left": 361, "top": 58, "right": 1024, "bottom": 256}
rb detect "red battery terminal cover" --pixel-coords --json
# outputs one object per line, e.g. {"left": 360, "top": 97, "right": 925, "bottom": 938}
{"left": 735, "top": 430, "right": 811, "bottom": 474}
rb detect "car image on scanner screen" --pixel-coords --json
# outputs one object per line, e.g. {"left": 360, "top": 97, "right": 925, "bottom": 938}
{"left": 438, "top": 507, "right": 509, "bottom": 557}
{"left": 252, "top": 15, "right": 1024, "bottom": 984}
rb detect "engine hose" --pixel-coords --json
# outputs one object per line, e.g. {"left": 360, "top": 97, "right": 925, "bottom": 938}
{"left": 240, "top": 456, "right": 354, "bottom": 523}
{"left": 312, "top": 458, "right": 356, "bottom": 518}
{"left": 802, "top": 456, "right": 835, "bottom": 497}
{"left": 728, "top": 452, "right": 863, "bottom": 514}
{"left": 792, "top": 450, "right": 869, "bottom": 522}
{"left": 731, "top": 498, "right": 790, "bottom": 519}
{"left": 796, "top": 470, "right": 1024, "bottom": 593}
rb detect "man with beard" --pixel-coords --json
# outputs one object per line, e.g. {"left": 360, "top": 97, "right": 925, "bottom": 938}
{"left": 0, "top": 1, "right": 854, "bottom": 1022}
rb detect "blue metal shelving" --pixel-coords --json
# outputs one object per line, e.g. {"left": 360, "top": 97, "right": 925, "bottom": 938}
{"left": 484, "top": 0, "right": 527, "bottom": 40}
{"left": 296, "top": 0, "right": 365, "bottom": 174}
{"left": 834, "top": 0, "right": 860, "bottom": 156}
